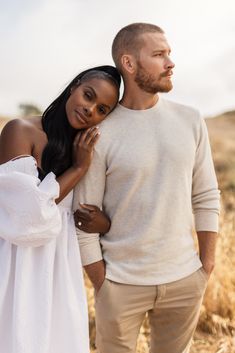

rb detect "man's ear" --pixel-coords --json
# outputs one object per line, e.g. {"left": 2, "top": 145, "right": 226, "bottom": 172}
{"left": 120, "top": 54, "right": 136, "bottom": 75}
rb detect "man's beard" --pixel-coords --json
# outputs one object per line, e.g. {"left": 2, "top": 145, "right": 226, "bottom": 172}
{"left": 135, "top": 62, "right": 173, "bottom": 94}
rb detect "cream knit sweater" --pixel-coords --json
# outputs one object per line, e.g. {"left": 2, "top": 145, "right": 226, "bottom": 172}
{"left": 73, "top": 97, "right": 220, "bottom": 285}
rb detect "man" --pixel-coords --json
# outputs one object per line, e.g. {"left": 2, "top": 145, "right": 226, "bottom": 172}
{"left": 73, "top": 23, "right": 220, "bottom": 353}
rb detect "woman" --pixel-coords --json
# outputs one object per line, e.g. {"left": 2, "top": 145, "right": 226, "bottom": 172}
{"left": 0, "top": 66, "right": 121, "bottom": 353}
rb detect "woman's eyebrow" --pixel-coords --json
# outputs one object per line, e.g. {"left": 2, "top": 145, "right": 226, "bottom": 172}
{"left": 84, "top": 86, "right": 96, "bottom": 96}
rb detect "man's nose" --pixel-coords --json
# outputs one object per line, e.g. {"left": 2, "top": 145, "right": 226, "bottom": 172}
{"left": 165, "top": 57, "right": 175, "bottom": 70}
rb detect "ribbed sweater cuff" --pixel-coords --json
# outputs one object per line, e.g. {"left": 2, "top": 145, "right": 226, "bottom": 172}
{"left": 80, "top": 241, "right": 103, "bottom": 266}
{"left": 194, "top": 211, "right": 219, "bottom": 232}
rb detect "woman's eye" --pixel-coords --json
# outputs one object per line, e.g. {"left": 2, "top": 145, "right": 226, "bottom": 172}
{"left": 98, "top": 106, "right": 106, "bottom": 115}
{"left": 84, "top": 91, "right": 92, "bottom": 100}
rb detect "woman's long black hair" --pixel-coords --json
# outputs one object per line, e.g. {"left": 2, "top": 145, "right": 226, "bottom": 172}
{"left": 40, "top": 66, "right": 121, "bottom": 178}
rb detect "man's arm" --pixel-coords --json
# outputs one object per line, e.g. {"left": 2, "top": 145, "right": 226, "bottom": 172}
{"left": 73, "top": 145, "right": 107, "bottom": 290}
{"left": 197, "top": 231, "right": 217, "bottom": 275}
{"left": 192, "top": 116, "right": 220, "bottom": 276}
{"left": 84, "top": 260, "right": 106, "bottom": 292}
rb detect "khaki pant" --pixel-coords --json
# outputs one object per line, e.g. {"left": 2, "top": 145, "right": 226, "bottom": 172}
{"left": 95, "top": 268, "right": 208, "bottom": 353}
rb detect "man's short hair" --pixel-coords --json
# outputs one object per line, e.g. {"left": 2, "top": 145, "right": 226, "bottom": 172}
{"left": 112, "top": 23, "right": 164, "bottom": 72}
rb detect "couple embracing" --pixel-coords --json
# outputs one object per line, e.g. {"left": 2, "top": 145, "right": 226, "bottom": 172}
{"left": 0, "top": 23, "right": 220, "bottom": 353}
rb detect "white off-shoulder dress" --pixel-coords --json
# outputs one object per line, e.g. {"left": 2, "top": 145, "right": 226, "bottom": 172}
{"left": 0, "top": 156, "right": 89, "bottom": 353}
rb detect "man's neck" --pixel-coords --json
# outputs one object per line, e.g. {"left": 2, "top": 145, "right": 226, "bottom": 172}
{"left": 120, "top": 87, "right": 159, "bottom": 110}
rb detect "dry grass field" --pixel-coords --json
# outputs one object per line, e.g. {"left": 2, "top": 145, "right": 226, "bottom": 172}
{"left": 1, "top": 112, "right": 235, "bottom": 352}
{"left": 0, "top": 117, "right": 9, "bottom": 131}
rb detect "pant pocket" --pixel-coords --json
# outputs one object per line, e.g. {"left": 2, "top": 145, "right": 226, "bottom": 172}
{"left": 196, "top": 268, "right": 209, "bottom": 294}
{"left": 95, "top": 278, "right": 106, "bottom": 296}
{"left": 199, "top": 267, "right": 210, "bottom": 282}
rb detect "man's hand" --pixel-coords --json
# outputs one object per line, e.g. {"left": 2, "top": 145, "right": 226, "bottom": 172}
{"left": 197, "top": 231, "right": 218, "bottom": 276}
{"left": 84, "top": 260, "right": 106, "bottom": 292}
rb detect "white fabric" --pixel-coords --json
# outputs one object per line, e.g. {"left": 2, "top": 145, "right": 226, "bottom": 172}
{"left": 0, "top": 157, "right": 89, "bottom": 353}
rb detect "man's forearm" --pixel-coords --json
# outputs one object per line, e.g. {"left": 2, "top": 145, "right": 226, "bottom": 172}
{"left": 197, "top": 231, "right": 218, "bottom": 275}
{"left": 84, "top": 259, "right": 106, "bottom": 292}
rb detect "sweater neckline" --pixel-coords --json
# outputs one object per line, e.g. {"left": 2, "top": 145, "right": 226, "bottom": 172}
{"left": 117, "top": 96, "right": 163, "bottom": 114}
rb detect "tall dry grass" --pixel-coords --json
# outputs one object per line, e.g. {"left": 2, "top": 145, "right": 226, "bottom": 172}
{"left": 0, "top": 117, "right": 8, "bottom": 131}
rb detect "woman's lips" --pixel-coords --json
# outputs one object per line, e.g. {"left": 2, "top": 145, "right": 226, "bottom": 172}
{"left": 75, "top": 110, "right": 87, "bottom": 124}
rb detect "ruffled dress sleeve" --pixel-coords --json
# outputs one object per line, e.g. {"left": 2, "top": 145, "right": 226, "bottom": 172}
{"left": 0, "top": 158, "right": 62, "bottom": 247}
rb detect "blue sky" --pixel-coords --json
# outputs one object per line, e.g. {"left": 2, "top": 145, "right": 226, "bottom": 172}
{"left": 0, "top": 0, "right": 235, "bottom": 117}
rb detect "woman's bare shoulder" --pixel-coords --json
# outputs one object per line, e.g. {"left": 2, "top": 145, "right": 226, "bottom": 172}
{"left": 1, "top": 117, "right": 39, "bottom": 135}
{"left": 0, "top": 118, "right": 37, "bottom": 163}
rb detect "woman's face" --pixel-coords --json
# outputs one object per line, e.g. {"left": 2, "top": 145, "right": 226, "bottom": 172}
{"left": 65, "top": 77, "right": 119, "bottom": 129}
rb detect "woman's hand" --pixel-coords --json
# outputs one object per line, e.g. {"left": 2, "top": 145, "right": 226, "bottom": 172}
{"left": 74, "top": 204, "right": 111, "bottom": 234}
{"left": 55, "top": 127, "right": 100, "bottom": 203}
{"left": 73, "top": 127, "right": 100, "bottom": 172}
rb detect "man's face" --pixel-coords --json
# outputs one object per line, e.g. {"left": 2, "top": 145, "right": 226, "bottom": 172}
{"left": 134, "top": 32, "right": 175, "bottom": 94}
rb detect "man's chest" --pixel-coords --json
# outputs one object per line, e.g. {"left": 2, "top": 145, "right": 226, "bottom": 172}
{"left": 105, "top": 121, "right": 197, "bottom": 177}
